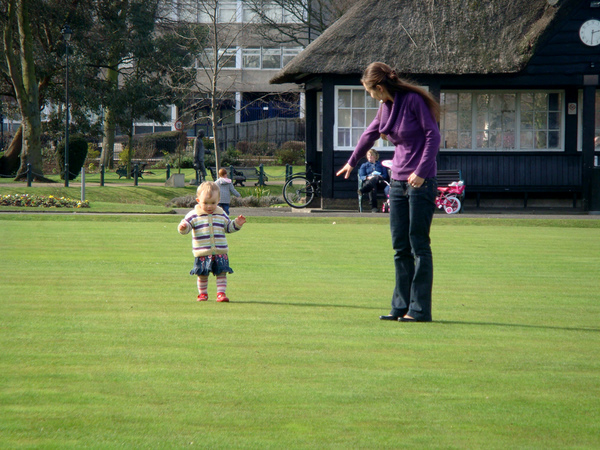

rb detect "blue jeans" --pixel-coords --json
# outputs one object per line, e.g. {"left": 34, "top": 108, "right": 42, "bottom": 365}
{"left": 388, "top": 178, "right": 437, "bottom": 321}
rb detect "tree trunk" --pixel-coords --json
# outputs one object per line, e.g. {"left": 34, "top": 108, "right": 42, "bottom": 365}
{"left": 0, "top": 126, "right": 22, "bottom": 177}
{"left": 100, "top": 65, "right": 119, "bottom": 169}
{"left": 3, "top": 0, "right": 44, "bottom": 181}
{"left": 211, "top": 103, "right": 220, "bottom": 172}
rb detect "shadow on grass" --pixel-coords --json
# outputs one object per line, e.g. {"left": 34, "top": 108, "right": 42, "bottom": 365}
{"left": 437, "top": 320, "right": 600, "bottom": 333}
{"left": 234, "top": 304, "right": 600, "bottom": 332}
{"left": 236, "top": 300, "right": 381, "bottom": 310}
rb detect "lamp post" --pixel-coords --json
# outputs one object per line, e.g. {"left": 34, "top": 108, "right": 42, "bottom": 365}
{"left": 62, "top": 24, "right": 72, "bottom": 187}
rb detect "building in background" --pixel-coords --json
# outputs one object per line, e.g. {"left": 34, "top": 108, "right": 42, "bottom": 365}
{"left": 272, "top": 0, "right": 600, "bottom": 210}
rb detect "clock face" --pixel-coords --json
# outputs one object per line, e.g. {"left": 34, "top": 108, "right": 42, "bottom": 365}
{"left": 580, "top": 19, "right": 600, "bottom": 46}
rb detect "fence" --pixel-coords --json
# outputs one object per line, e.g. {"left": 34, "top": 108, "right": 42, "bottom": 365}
{"left": 217, "top": 117, "right": 305, "bottom": 152}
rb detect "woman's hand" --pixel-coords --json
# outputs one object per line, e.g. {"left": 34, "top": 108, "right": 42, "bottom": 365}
{"left": 407, "top": 173, "right": 424, "bottom": 188}
{"left": 336, "top": 163, "right": 354, "bottom": 179}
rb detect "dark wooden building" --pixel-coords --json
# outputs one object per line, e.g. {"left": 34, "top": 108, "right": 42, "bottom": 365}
{"left": 271, "top": 0, "right": 600, "bottom": 210}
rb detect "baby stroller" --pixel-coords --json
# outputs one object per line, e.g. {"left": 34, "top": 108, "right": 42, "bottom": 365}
{"left": 381, "top": 160, "right": 393, "bottom": 213}
{"left": 436, "top": 181, "right": 465, "bottom": 214}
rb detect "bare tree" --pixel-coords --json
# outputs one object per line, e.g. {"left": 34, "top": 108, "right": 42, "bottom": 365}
{"left": 243, "top": 0, "right": 360, "bottom": 46}
{"left": 167, "top": 0, "right": 305, "bottom": 170}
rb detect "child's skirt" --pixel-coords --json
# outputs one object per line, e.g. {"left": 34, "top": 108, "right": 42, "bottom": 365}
{"left": 190, "top": 254, "right": 234, "bottom": 277}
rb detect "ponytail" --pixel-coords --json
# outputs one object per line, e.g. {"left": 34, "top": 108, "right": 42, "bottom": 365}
{"left": 361, "top": 62, "right": 440, "bottom": 121}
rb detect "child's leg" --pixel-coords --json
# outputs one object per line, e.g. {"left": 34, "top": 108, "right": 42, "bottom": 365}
{"left": 216, "top": 274, "right": 227, "bottom": 294}
{"left": 197, "top": 275, "right": 209, "bottom": 301}
{"left": 216, "top": 274, "right": 229, "bottom": 302}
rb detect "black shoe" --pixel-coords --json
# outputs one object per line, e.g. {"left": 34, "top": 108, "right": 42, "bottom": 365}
{"left": 379, "top": 315, "right": 399, "bottom": 321}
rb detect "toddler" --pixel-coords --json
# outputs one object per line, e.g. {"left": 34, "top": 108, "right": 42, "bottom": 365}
{"left": 178, "top": 181, "right": 246, "bottom": 302}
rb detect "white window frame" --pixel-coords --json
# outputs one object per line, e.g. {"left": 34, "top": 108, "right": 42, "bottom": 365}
{"left": 219, "top": 47, "right": 238, "bottom": 69}
{"left": 242, "top": 47, "right": 261, "bottom": 68}
{"left": 334, "top": 85, "right": 393, "bottom": 151}
{"left": 198, "top": 47, "right": 238, "bottom": 69}
{"left": 218, "top": 1, "right": 238, "bottom": 22}
{"left": 440, "top": 90, "right": 564, "bottom": 151}
{"left": 261, "top": 47, "right": 281, "bottom": 69}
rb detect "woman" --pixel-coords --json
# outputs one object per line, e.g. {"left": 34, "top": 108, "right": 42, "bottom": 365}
{"left": 337, "top": 62, "right": 441, "bottom": 322}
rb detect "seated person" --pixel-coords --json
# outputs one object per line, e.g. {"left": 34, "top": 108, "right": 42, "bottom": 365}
{"left": 358, "top": 149, "right": 389, "bottom": 212}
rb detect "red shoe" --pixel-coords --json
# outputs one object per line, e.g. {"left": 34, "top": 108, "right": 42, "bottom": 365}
{"left": 197, "top": 294, "right": 208, "bottom": 302}
{"left": 216, "top": 293, "right": 229, "bottom": 302}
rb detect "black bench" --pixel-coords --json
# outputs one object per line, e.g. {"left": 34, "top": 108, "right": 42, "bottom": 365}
{"left": 116, "top": 162, "right": 149, "bottom": 179}
{"left": 469, "top": 186, "right": 581, "bottom": 208}
{"left": 208, "top": 166, "right": 268, "bottom": 186}
{"left": 230, "top": 167, "right": 268, "bottom": 187}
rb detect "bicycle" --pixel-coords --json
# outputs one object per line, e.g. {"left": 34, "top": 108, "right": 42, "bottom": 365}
{"left": 435, "top": 181, "right": 465, "bottom": 214}
{"left": 283, "top": 165, "right": 322, "bottom": 208}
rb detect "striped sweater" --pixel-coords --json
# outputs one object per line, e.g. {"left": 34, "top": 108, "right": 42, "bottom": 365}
{"left": 178, "top": 205, "right": 242, "bottom": 257}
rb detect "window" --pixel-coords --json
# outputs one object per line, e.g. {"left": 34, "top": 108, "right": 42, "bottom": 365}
{"left": 335, "top": 87, "right": 392, "bottom": 150}
{"left": 219, "top": 48, "right": 237, "bottom": 68}
{"left": 261, "top": 48, "right": 281, "bottom": 69}
{"left": 282, "top": 4, "right": 301, "bottom": 23}
{"left": 198, "top": 48, "right": 237, "bottom": 69}
{"left": 263, "top": 2, "right": 283, "bottom": 22}
{"left": 218, "top": 1, "right": 238, "bottom": 22}
{"left": 242, "top": 2, "right": 258, "bottom": 22}
{"left": 440, "top": 91, "right": 562, "bottom": 150}
{"left": 282, "top": 47, "right": 302, "bottom": 67}
{"left": 242, "top": 48, "right": 261, "bottom": 68}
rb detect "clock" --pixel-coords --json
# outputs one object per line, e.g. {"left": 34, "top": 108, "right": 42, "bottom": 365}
{"left": 579, "top": 19, "right": 600, "bottom": 46}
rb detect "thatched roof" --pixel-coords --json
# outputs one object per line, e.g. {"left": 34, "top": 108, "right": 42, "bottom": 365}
{"left": 271, "top": 0, "right": 576, "bottom": 84}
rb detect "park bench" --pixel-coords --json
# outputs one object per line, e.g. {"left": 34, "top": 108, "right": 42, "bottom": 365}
{"left": 208, "top": 167, "right": 240, "bottom": 183}
{"left": 209, "top": 166, "right": 268, "bottom": 186}
{"left": 230, "top": 166, "right": 268, "bottom": 187}
{"left": 116, "top": 162, "right": 149, "bottom": 179}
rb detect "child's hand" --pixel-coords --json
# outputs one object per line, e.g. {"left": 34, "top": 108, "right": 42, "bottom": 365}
{"left": 178, "top": 222, "right": 188, "bottom": 233}
{"left": 235, "top": 215, "right": 246, "bottom": 226}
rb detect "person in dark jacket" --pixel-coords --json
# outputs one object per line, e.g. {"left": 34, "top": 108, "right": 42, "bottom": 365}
{"left": 358, "top": 149, "right": 389, "bottom": 213}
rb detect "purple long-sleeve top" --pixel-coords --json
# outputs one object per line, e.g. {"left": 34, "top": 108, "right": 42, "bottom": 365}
{"left": 347, "top": 91, "right": 441, "bottom": 181}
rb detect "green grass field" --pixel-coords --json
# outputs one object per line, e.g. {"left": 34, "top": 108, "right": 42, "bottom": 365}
{"left": 1, "top": 214, "right": 600, "bottom": 448}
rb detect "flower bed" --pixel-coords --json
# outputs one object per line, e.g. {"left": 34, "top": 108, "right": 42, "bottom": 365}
{"left": 1, "top": 194, "right": 90, "bottom": 208}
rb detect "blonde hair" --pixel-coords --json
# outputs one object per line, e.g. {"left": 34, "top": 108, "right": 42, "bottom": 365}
{"left": 196, "top": 181, "right": 220, "bottom": 201}
{"left": 218, "top": 168, "right": 227, "bottom": 177}
{"left": 367, "top": 149, "right": 379, "bottom": 161}
{"left": 361, "top": 62, "right": 440, "bottom": 121}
